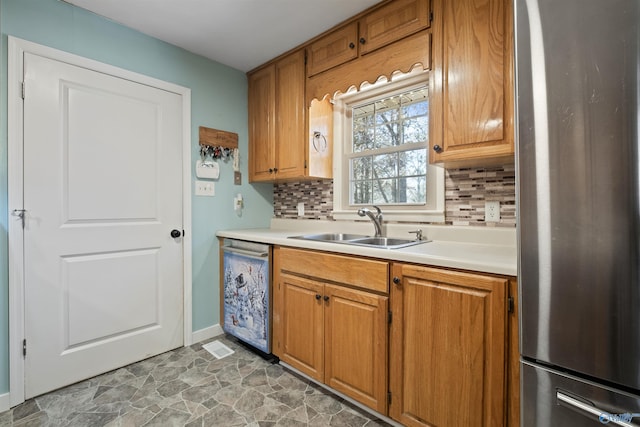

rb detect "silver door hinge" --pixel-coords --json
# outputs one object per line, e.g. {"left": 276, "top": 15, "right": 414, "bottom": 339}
{"left": 508, "top": 296, "right": 514, "bottom": 313}
{"left": 23, "top": 339, "right": 26, "bottom": 357}
{"left": 21, "top": 82, "right": 25, "bottom": 100}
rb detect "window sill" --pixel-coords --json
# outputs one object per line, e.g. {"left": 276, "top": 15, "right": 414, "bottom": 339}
{"left": 332, "top": 210, "right": 445, "bottom": 224}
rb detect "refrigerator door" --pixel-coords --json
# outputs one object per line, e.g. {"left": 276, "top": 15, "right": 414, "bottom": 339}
{"left": 516, "top": 0, "right": 640, "bottom": 389}
{"left": 522, "top": 361, "right": 640, "bottom": 427}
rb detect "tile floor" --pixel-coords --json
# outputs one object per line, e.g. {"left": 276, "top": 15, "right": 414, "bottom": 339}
{"left": 0, "top": 336, "right": 391, "bottom": 427}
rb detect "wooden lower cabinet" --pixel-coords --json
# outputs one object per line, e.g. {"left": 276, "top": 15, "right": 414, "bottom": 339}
{"left": 273, "top": 247, "right": 389, "bottom": 414}
{"left": 389, "top": 263, "right": 509, "bottom": 426}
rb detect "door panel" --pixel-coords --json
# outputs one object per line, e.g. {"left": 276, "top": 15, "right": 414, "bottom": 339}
{"left": 63, "top": 249, "right": 160, "bottom": 347}
{"left": 324, "top": 284, "right": 388, "bottom": 414}
{"left": 279, "top": 273, "right": 324, "bottom": 381}
{"left": 390, "top": 264, "right": 507, "bottom": 427}
{"left": 65, "top": 83, "right": 159, "bottom": 220}
{"left": 23, "top": 52, "right": 184, "bottom": 398}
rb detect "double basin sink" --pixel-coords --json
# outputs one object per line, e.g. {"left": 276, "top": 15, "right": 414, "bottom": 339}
{"left": 289, "top": 233, "right": 429, "bottom": 249}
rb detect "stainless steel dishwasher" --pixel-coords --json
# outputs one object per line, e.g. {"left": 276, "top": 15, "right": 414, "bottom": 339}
{"left": 221, "top": 239, "right": 271, "bottom": 354}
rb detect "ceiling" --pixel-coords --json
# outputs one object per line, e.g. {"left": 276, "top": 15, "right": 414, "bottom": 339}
{"left": 63, "top": 0, "right": 384, "bottom": 72}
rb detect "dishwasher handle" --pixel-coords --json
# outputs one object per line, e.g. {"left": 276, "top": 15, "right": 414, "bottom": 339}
{"left": 222, "top": 245, "right": 269, "bottom": 258}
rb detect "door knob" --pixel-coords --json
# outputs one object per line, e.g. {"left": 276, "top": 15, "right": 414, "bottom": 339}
{"left": 170, "top": 229, "right": 182, "bottom": 238}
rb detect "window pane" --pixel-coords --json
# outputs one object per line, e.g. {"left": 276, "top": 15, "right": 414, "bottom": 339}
{"left": 402, "top": 116, "right": 428, "bottom": 144}
{"left": 403, "top": 176, "right": 427, "bottom": 203}
{"left": 353, "top": 127, "right": 374, "bottom": 152}
{"left": 352, "top": 180, "right": 372, "bottom": 204}
{"left": 351, "top": 157, "right": 372, "bottom": 180}
{"left": 375, "top": 122, "right": 400, "bottom": 148}
{"left": 372, "top": 179, "right": 395, "bottom": 204}
{"left": 398, "top": 149, "right": 427, "bottom": 176}
{"left": 373, "top": 153, "right": 397, "bottom": 179}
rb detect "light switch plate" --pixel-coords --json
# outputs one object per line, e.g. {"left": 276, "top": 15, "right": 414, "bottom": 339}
{"left": 234, "top": 171, "right": 242, "bottom": 185}
{"left": 195, "top": 180, "right": 215, "bottom": 196}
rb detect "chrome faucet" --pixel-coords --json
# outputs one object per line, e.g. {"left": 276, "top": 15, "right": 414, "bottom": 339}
{"left": 357, "top": 205, "right": 384, "bottom": 237}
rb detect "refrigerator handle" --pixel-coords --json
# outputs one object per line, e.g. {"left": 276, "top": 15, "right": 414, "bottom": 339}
{"left": 556, "top": 391, "right": 636, "bottom": 427}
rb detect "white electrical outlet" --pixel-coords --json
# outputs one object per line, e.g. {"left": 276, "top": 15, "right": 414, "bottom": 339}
{"left": 195, "top": 180, "right": 215, "bottom": 196}
{"left": 485, "top": 201, "right": 500, "bottom": 222}
{"left": 297, "top": 202, "right": 305, "bottom": 217}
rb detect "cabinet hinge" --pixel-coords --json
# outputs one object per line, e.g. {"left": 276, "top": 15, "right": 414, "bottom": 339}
{"left": 430, "top": 11, "right": 434, "bottom": 22}
{"left": 23, "top": 339, "right": 26, "bottom": 357}
{"left": 21, "top": 81, "right": 25, "bottom": 100}
{"left": 508, "top": 296, "right": 514, "bottom": 313}
{"left": 304, "top": 51, "right": 308, "bottom": 66}
{"left": 388, "top": 391, "right": 392, "bottom": 404}
{"left": 388, "top": 311, "right": 392, "bottom": 324}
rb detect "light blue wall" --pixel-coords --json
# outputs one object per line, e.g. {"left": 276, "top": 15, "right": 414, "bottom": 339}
{"left": 0, "top": 0, "right": 273, "bottom": 395}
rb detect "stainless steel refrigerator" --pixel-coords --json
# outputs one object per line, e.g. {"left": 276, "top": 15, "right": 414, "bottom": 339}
{"left": 515, "top": 0, "right": 640, "bottom": 425}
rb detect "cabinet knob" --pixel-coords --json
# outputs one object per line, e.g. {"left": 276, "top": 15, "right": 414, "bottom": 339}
{"left": 393, "top": 277, "right": 401, "bottom": 285}
{"left": 323, "top": 295, "right": 330, "bottom": 302}
{"left": 349, "top": 42, "right": 355, "bottom": 49}
{"left": 273, "top": 167, "right": 278, "bottom": 173}
{"left": 433, "top": 145, "right": 443, "bottom": 153}
{"left": 268, "top": 168, "right": 274, "bottom": 173}
{"left": 359, "top": 37, "right": 366, "bottom": 45}
{"left": 315, "top": 294, "right": 322, "bottom": 300}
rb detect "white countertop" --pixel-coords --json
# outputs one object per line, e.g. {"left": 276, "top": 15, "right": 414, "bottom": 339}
{"left": 216, "top": 219, "right": 517, "bottom": 276}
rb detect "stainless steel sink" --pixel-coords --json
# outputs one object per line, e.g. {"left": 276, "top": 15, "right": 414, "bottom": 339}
{"left": 348, "top": 237, "right": 427, "bottom": 249}
{"left": 290, "top": 233, "right": 368, "bottom": 242}
{"left": 288, "top": 233, "right": 429, "bottom": 249}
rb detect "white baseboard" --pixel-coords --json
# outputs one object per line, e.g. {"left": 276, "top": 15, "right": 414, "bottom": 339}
{"left": 0, "top": 392, "right": 10, "bottom": 413}
{"left": 191, "top": 324, "right": 224, "bottom": 344}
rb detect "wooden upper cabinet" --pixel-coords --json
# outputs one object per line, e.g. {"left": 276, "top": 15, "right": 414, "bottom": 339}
{"left": 307, "top": 0, "right": 431, "bottom": 78}
{"left": 308, "top": 23, "right": 358, "bottom": 77}
{"left": 359, "top": 0, "right": 431, "bottom": 55}
{"left": 248, "top": 49, "right": 333, "bottom": 182}
{"left": 274, "top": 49, "right": 306, "bottom": 179}
{"left": 248, "top": 65, "right": 276, "bottom": 182}
{"left": 429, "top": 0, "right": 515, "bottom": 167}
{"left": 389, "top": 263, "right": 508, "bottom": 426}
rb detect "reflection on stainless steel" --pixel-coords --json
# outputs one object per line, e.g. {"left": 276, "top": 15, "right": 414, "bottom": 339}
{"left": 357, "top": 205, "right": 384, "bottom": 237}
{"left": 288, "top": 233, "right": 429, "bottom": 249}
{"left": 516, "top": 0, "right": 640, "bottom": 424}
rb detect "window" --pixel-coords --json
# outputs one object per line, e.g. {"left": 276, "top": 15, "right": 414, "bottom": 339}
{"left": 333, "top": 72, "right": 444, "bottom": 222}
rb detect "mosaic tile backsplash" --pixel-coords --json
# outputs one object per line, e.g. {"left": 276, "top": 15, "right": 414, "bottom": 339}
{"left": 273, "top": 164, "right": 516, "bottom": 227}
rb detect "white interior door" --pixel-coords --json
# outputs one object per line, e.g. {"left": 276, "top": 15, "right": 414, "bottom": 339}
{"left": 22, "top": 52, "right": 184, "bottom": 398}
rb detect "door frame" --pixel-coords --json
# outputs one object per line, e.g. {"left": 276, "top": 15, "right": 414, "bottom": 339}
{"left": 7, "top": 36, "right": 193, "bottom": 407}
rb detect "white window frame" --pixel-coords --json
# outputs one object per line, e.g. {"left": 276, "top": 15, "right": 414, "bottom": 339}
{"left": 332, "top": 71, "right": 445, "bottom": 223}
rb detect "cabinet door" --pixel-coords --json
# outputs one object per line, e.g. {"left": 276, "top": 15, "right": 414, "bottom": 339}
{"left": 389, "top": 264, "right": 508, "bottom": 427}
{"left": 278, "top": 272, "right": 325, "bottom": 382}
{"left": 307, "top": 22, "right": 358, "bottom": 77}
{"left": 359, "top": 0, "right": 431, "bottom": 55}
{"left": 248, "top": 65, "right": 276, "bottom": 182}
{"left": 324, "top": 284, "right": 388, "bottom": 414}
{"left": 429, "top": 0, "right": 514, "bottom": 166}
{"left": 274, "top": 49, "right": 306, "bottom": 179}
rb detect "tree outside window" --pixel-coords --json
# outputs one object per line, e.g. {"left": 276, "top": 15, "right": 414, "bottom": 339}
{"left": 349, "top": 86, "right": 429, "bottom": 206}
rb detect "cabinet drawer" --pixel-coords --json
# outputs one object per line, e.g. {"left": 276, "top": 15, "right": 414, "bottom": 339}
{"left": 279, "top": 247, "right": 389, "bottom": 293}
